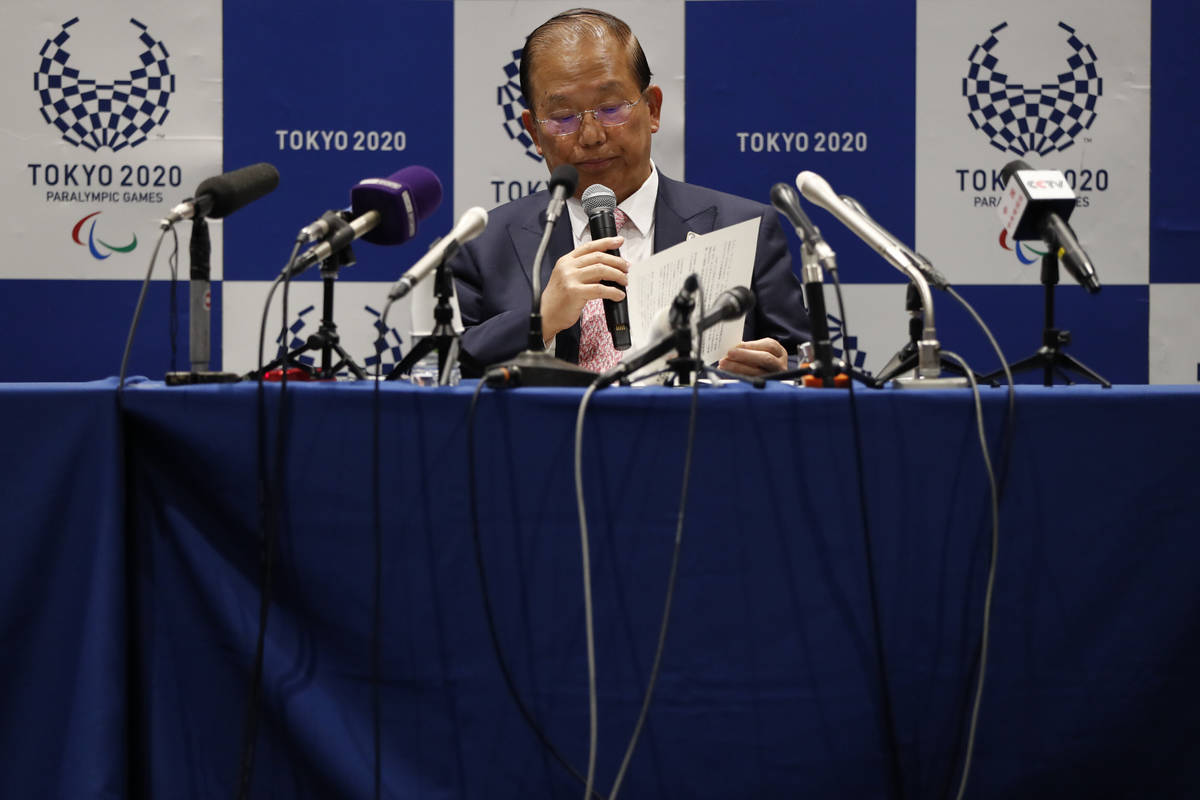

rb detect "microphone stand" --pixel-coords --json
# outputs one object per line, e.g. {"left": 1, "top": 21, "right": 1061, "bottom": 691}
{"left": 873, "top": 282, "right": 993, "bottom": 386}
{"left": 386, "top": 259, "right": 462, "bottom": 384}
{"left": 981, "top": 250, "right": 1110, "bottom": 387}
{"left": 253, "top": 213, "right": 368, "bottom": 381}
{"left": 164, "top": 214, "right": 240, "bottom": 385}
{"left": 755, "top": 233, "right": 875, "bottom": 389}
{"left": 484, "top": 209, "right": 597, "bottom": 388}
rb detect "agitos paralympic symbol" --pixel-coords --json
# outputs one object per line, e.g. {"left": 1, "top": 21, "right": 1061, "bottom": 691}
{"left": 71, "top": 211, "right": 137, "bottom": 259}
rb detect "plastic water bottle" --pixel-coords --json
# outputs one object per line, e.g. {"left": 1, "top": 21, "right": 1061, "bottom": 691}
{"left": 407, "top": 347, "right": 460, "bottom": 386}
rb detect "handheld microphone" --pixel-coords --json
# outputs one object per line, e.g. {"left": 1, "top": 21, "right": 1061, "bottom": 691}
{"left": 580, "top": 183, "right": 632, "bottom": 350}
{"left": 998, "top": 159, "right": 1100, "bottom": 293}
{"left": 388, "top": 206, "right": 488, "bottom": 300}
{"left": 596, "top": 283, "right": 752, "bottom": 388}
{"left": 285, "top": 166, "right": 443, "bottom": 278}
{"left": 161, "top": 162, "right": 280, "bottom": 227}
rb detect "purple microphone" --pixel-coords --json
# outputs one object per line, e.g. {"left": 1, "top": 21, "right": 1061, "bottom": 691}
{"left": 287, "top": 165, "right": 444, "bottom": 277}
{"left": 351, "top": 164, "right": 443, "bottom": 245}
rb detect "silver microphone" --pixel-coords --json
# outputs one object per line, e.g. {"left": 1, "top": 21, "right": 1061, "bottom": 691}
{"left": 795, "top": 170, "right": 949, "bottom": 384}
{"left": 284, "top": 211, "right": 381, "bottom": 278}
{"left": 388, "top": 206, "right": 488, "bottom": 300}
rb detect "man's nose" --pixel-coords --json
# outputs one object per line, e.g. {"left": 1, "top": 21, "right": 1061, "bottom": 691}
{"left": 577, "top": 110, "right": 607, "bottom": 145}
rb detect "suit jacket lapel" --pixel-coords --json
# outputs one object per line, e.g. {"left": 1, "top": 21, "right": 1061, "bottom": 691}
{"left": 512, "top": 210, "right": 573, "bottom": 293}
{"left": 654, "top": 173, "right": 718, "bottom": 252}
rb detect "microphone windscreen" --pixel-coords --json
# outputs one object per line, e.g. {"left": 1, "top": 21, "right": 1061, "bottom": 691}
{"left": 770, "top": 181, "right": 798, "bottom": 212}
{"left": 581, "top": 183, "right": 616, "bottom": 215}
{"left": 350, "top": 165, "right": 443, "bottom": 245}
{"left": 196, "top": 162, "right": 280, "bottom": 219}
{"left": 549, "top": 164, "right": 579, "bottom": 196}
{"left": 716, "top": 286, "right": 755, "bottom": 319}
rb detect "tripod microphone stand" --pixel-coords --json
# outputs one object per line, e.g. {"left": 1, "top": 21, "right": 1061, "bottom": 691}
{"left": 255, "top": 243, "right": 368, "bottom": 381}
{"left": 386, "top": 260, "right": 461, "bottom": 384}
{"left": 982, "top": 250, "right": 1110, "bottom": 387}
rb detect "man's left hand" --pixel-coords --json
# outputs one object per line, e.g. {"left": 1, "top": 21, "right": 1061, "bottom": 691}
{"left": 718, "top": 338, "right": 789, "bottom": 376}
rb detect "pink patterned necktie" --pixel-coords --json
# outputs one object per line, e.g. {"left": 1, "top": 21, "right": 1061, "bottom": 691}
{"left": 578, "top": 207, "right": 627, "bottom": 372}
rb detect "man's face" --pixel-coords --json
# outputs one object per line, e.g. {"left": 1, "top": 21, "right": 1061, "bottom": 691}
{"left": 521, "top": 34, "right": 662, "bottom": 205}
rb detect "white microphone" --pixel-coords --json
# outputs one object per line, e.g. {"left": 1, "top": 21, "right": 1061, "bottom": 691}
{"left": 796, "top": 170, "right": 945, "bottom": 382}
{"left": 795, "top": 171, "right": 916, "bottom": 275}
{"left": 388, "top": 206, "right": 488, "bottom": 300}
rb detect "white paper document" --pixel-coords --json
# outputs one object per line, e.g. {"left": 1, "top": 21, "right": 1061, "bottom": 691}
{"left": 624, "top": 217, "right": 760, "bottom": 364}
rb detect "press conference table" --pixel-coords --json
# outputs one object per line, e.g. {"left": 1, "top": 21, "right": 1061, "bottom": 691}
{"left": 2, "top": 378, "right": 1198, "bottom": 799}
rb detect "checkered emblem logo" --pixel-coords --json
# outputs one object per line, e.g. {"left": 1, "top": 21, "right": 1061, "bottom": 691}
{"left": 962, "top": 21, "right": 1101, "bottom": 156}
{"left": 34, "top": 17, "right": 175, "bottom": 152}
{"left": 497, "top": 48, "right": 542, "bottom": 163}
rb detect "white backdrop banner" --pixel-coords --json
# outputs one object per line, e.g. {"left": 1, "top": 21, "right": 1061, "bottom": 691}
{"left": 915, "top": 0, "right": 1150, "bottom": 287}
{"left": 0, "top": 2, "right": 222, "bottom": 281}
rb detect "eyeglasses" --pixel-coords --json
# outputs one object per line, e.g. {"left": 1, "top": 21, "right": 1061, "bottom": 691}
{"left": 536, "top": 95, "right": 644, "bottom": 136}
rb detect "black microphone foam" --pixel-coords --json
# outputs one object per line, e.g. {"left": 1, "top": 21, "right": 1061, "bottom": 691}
{"left": 194, "top": 162, "right": 280, "bottom": 219}
{"left": 549, "top": 164, "right": 579, "bottom": 196}
{"left": 770, "top": 182, "right": 821, "bottom": 245}
{"left": 698, "top": 286, "right": 755, "bottom": 330}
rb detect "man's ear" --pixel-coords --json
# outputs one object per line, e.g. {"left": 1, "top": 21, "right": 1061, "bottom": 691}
{"left": 521, "top": 109, "right": 543, "bottom": 155}
{"left": 645, "top": 85, "right": 663, "bottom": 134}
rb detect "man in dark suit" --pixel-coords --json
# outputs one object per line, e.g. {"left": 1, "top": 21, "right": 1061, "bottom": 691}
{"left": 451, "top": 8, "right": 809, "bottom": 376}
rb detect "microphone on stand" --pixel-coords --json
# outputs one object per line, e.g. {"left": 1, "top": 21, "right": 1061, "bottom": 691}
{"left": 388, "top": 207, "right": 488, "bottom": 300}
{"left": 595, "top": 284, "right": 754, "bottom": 389}
{"left": 527, "top": 164, "right": 580, "bottom": 350}
{"left": 163, "top": 162, "right": 280, "bottom": 385}
{"left": 283, "top": 165, "right": 443, "bottom": 278}
{"left": 998, "top": 159, "right": 1100, "bottom": 293}
{"left": 485, "top": 165, "right": 599, "bottom": 388}
{"left": 796, "top": 170, "right": 946, "bottom": 382}
{"left": 580, "top": 184, "right": 632, "bottom": 350}
{"left": 771, "top": 182, "right": 838, "bottom": 381}
{"left": 161, "top": 162, "right": 280, "bottom": 227}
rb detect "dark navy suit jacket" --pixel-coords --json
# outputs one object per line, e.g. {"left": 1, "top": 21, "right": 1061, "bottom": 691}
{"left": 449, "top": 173, "right": 810, "bottom": 374}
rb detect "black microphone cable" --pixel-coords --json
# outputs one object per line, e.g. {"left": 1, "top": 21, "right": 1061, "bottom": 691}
{"left": 934, "top": 288, "right": 1015, "bottom": 800}
{"left": 464, "top": 377, "right": 608, "bottom": 800}
{"left": 935, "top": 350, "right": 1002, "bottom": 800}
{"left": 118, "top": 224, "right": 179, "bottom": 389}
{"left": 606, "top": 286, "right": 705, "bottom": 800}
{"left": 368, "top": 298, "right": 400, "bottom": 800}
{"left": 573, "top": 377, "right": 604, "bottom": 800}
{"left": 826, "top": 266, "right": 908, "bottom": 800}
{"left": 168, "top": 228, "right": 180, "bottom": 372}
{"left": 235, "top": 237, "right": 304, "bottom": 800}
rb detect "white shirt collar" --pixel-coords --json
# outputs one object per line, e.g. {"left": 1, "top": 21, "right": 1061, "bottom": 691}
{"left": 565, "top": 161, "right": 659, "bottom": 241}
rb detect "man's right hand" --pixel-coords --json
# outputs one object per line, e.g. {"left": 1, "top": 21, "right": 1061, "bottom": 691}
{"left": 539, "top": 235, "right": 629, "bottom": 342}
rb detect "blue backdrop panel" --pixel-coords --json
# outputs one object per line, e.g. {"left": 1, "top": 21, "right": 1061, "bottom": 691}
{"left": 0, "top": 379, "right": 126, "bottom": 798}
{"left": 1150, "top": 1, "right": 1200, "bottom": 283}
{"left": 925, "top": 284, "right": 1150, "bottom": 385}
{"left": 0, "top": 279, "right": 209, "bottom": 382}
{"left": 222, "top": 1, "right": 455, "bottom": 284}
{"left": 685, "top": 0, "right": 917, "bottom": 285}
